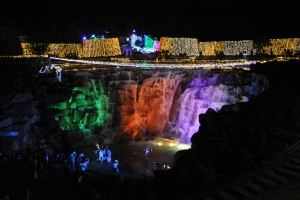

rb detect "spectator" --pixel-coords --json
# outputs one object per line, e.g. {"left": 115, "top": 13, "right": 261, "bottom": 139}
{"left": 80, "top": 158, "right": 89, "bottom": 178}
{"left": 106, "top": 148, "right": 112, "bottom": 166}
{"left": 69, "top": 152, "right": 76, "bottom": 169}
{"left": 98, "top": 148, "right": 104, "bottom": 165}
{"left": 113, "top": 160, "right": 119, "bottom": 172}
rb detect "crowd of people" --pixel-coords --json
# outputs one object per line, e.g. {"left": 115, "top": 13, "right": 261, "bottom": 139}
{"left": 95, "top": 145, "right": 119, "bottom": 173}
{"left": 0, "top": 144, "right": 159, "bottom": 199}
{"left": 58, "top": 151, "right": 90, "bottom": 183}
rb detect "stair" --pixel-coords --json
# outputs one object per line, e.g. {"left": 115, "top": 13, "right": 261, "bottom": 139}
{"left": 207, "top": 150, "right": 300, "bottom": 200}
{"left": 252, "top": 176, "right": 278, "bottom": 189}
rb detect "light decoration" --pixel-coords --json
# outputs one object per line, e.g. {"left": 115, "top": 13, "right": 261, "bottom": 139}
{"left": 199, "top": 41, "right": 223, "bottom": 56}
{"left": 19, "top": 37, "right": 300, "bottom": 59}
{"left": 158, "top": 37, "right": 172, "bottom": 53}
{"left": 223, "top": 40, "right": 254, "bottom": 56}
{"left": 48, "top": 43, "right": 81, "bottom": 57}
{"left": 50, "top": 80, "right": 111, "bottom": 131}
{"left": 199, "top": 40, "right": 254, "bottom": 56}
{"left": 21, "top": 43, "right": 81, "bottom": 57}
{"left": 21, "top": 39, "right": 121, "bottom": 58}
{"left": 80, "top": 38, "right": 122, "bottom": 58}
{"left": 159, "top": 37, "right": 199, "bottom": 56}
{"left": 144, "top": 35, "right": 155, "bottom": 49}
{"left": 0, "top": 55, "right": 48, "bottom": 58}
{"left": 144, "top": 35, "right": 158, "bottom": 53}
{"left": 130, "top": 34, "right": 143, "bottom": 50}
{"left": 262, "top": 38, "right": 300, "bottom": 56}
{"left": 153, "top": 40, "right": 160, "bottom": 51}
{"left": 130, "top": 34, "right": 160, "bottom": 53}
{"left": 51, "top": 56, "right": 258, "bottom": 70}
{"left": 170, "top": 38, "right": 199, "bottom": 56}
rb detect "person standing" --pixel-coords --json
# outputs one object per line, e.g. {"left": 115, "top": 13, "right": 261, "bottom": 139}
{"left": 78, "top": 153, "right": 84, "bottom": 164}
{"left": 143, "top": 148, "right": 152, "bottom": 159}
{"left": 98, "top": 148, "right": 104, "bottom": 165}
{"left": 80, "top": 158, "right": 89, "bottom": 178}
{"left": 112, "top": 160, "right": 119, "bottom": 172}
{"left": 106, "top": 148, "right": 112, "bottom": 166}
{"left": 69, "top": 152, "right": 76, "bottom": 169}
{"left": 103, "top": 146, "right": 108, "bottom": 164}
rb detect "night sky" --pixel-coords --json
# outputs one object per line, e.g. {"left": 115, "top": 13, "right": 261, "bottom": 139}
{"left": 1, "top": 0, "right": 299, "bottom": 42}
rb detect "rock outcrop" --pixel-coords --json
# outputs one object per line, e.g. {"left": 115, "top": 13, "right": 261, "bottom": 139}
{"left": 0, "top": 57, "right": 60, "bottom": 157}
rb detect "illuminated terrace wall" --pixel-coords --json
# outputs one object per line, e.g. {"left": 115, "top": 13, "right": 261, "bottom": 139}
{"left": 21, "top": 43, "right": 81, "bottom": 57}
{"left": 21, "top": 38, "right": 122, "bottom": 58}
{"left": 81, "top": 38, "right": 121, "bottom": 57}
{"left": 21, "top": 38, "right": 300, "bottom": 58}
{"left": 198, "top": 38, "right": 300, "bottom": 56}
{"left": 158, "top": 37, "right": 199, "bottom": 56}
{"left": 262, "top": 38, "right": 300, "bottom": 55}
{"left": 199, "top": 40, "right": 255, "bottom": 56}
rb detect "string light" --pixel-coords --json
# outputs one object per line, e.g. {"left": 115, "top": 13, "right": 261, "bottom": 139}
{"left": 50, "top": 57, "right": 257, "bottom": 70}
{"left": 21, "top": 38, "right": 122, "bottom": 58}
{"left": 19, "top": 38, "right": 300, "bottom": 59}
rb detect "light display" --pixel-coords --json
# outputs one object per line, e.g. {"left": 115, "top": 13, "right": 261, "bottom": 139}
{"left": 158, "top": 37, "right": 172, "bottom": 53}
{"left": 50, "top": 81, "right": 111, "bottom": 131}
{"left": 144, "top": 35, "right": 159, "bottom": 52}
{"left": 158, "top": 37, "right": 199, "bottom": 56}
{"left": 262, "top": 38, "right": 300, "bottom": 56}
{"left": 51, "top": 57, "right": 257, "bottom": 70}
{"left": 21, "top": 43, "right": 81, "bottom": 57}
{"left": 199, "top": 40, "right": 255, "bottom": 56}
{"left": 21, "top": 38, "right": 122, "bottom": 58}
{"left": 45, "top": 68, "right": 267, "bottom": 144}
{"left": 130, "top": 34, "right": 159, "bottom": 53}
{"left": 81, "top": 38, "right": 122, "bottom": 58}
{"left": 130, "top": 34, "right": 143, "bottom": 49}
{"left": 223, "top": 40, "right": 254, "bottom": 56}
{"left": 170, "top": 38, "right": 199, "bottom": 56}
{"left": 198, "top": 38, "right": 300, "bottom": 56}
{"left": 20, "top": 37, "right": 300, "bottom": 58}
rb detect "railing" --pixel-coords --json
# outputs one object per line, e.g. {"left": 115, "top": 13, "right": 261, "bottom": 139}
{"left": 287, "top": 139, "right": 300, "bottom": 160}
{"left": 145, "top": 159, "right": 172, "bottom": 172}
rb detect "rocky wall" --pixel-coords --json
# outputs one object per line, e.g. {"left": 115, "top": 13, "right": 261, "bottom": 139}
{"left": 0, "top": 57, "right": 62, "bottom": 158}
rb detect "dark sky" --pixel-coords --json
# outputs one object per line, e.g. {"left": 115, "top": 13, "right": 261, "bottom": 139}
{"left": 1, "top": 0, "right": 299, "bottom": 42}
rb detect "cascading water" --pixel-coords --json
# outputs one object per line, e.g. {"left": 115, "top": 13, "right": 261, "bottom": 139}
{"left": 54, "top": 69, "right": 268, "bottom": 144}
{"left": 170, "top": 72, "right": 268, "bottom": 143}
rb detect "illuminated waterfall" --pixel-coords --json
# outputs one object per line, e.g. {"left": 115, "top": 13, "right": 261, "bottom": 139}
{"left": 170, "top": 72, "right": 267, "bottom": 143}
{"left": 53, "top": 70, "right": 267, "bottom": 144}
